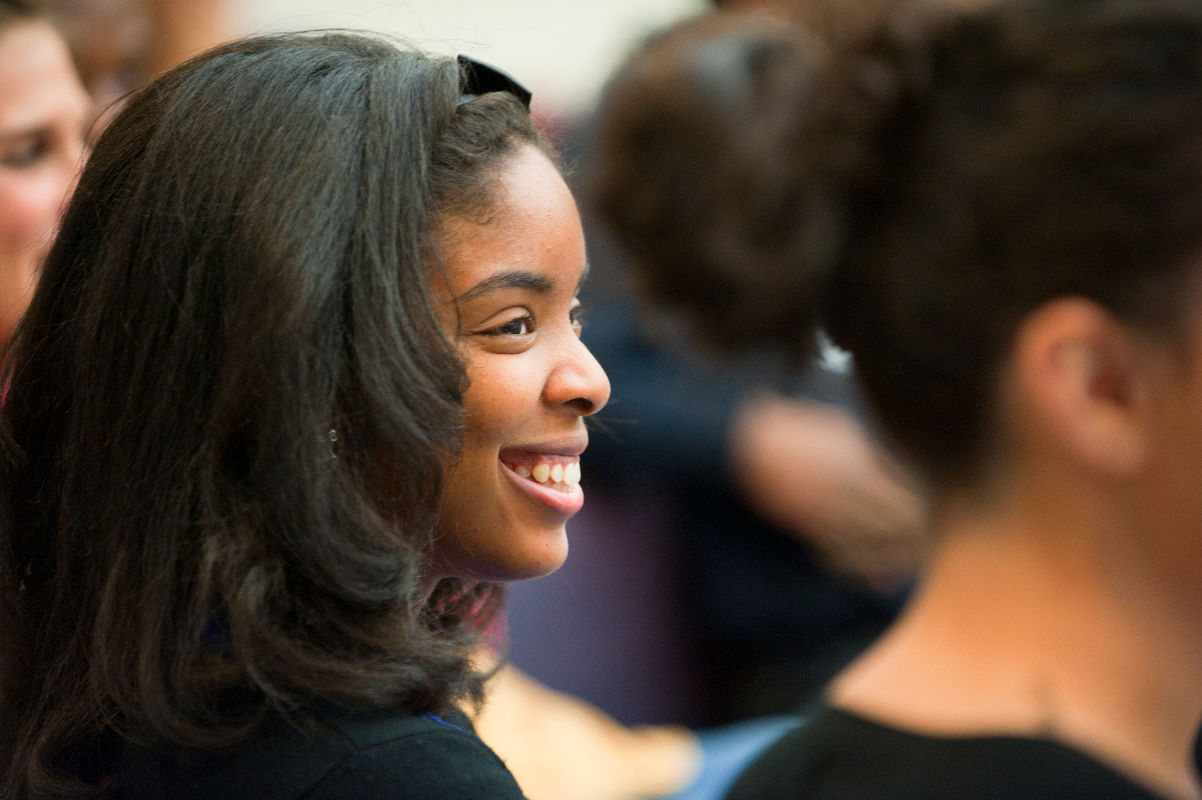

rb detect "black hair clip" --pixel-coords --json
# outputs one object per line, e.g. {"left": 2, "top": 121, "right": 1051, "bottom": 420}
{"left": 457, "top": 54, "right": 533, "bottom": 109}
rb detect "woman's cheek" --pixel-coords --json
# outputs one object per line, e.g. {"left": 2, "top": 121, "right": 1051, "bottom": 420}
{"left": 0, "top": 171, "right": 62, "bottom": 256}
{"left": 463, "top": 359, "right": 541, "bottom": 437}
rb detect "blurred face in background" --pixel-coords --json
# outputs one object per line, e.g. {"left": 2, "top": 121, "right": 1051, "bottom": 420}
{"left": 0, "top": 19, "right": 89, "bottom": 344}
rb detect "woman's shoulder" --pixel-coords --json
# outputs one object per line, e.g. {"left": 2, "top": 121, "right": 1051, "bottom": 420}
{"left": 723, "top": 703, "right": 1166, "bottom": 800}
{"left": 117, "top": 704, "right": 527, "bottom": 800}
{"left": 305, "top": 706, "right": 527, "bottom": 799}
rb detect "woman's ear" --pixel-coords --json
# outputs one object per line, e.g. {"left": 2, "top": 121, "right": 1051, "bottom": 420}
{"left": 1008, "top": 297, "right": 1154, "bottom": 479}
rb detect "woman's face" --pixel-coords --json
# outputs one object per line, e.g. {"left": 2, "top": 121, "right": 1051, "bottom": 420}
{"left": 431, "top": 143, "right": 611, "bottom": 583}
{"left": 0, "top": 20, "right": 89, "bottom": 343}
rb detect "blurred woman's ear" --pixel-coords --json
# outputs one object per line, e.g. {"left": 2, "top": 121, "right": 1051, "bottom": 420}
{"left": 1006, "top": 297, "right": 1155, "bottom": 481}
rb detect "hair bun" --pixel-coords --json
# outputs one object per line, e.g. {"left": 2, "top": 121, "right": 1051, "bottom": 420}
{"left": 590, "top": 1, "right": 948, "bottom": 355}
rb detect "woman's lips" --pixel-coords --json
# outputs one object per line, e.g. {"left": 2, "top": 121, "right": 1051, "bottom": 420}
{"left": 499, "top": 452, "right": 585, "bottom": 516}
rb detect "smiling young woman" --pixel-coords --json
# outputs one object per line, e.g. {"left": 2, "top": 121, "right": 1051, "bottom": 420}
{"left": 0, "top": 33, "right": 607, "bottom": 800}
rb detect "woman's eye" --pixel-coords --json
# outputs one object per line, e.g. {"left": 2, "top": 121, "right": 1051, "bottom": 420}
{"left": 570, "top": 302, "right": 587, "bottom": 335}
{"left": 1, "top": 137, "right": 48, "bottom": 169}
{"left": 489, "top": 315, "right": 534, "bottom": 336}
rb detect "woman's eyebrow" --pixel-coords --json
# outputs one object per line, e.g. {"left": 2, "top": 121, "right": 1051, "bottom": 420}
{"left": 458, "top": 270, "right": 552, "bottom": 302}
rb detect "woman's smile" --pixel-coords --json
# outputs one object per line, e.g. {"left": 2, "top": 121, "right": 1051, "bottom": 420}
{"left": 499, "top": 437, "right": 588, "bottom": 515}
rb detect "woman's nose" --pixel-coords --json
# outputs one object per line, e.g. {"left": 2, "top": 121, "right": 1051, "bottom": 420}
{"left": 547, "top": 334, "right": 611, "bottom": 416}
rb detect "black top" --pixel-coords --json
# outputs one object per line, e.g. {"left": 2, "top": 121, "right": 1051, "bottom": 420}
{"left": 116, "top": 704, "right": 527, "bottom": 799}
{"left": 724, "top": 703, "right": 1167, "bottom": 800}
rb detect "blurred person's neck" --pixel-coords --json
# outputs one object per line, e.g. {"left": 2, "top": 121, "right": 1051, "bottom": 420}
{"left": 829, "top": 483, "right": 1202, "bottom": 800}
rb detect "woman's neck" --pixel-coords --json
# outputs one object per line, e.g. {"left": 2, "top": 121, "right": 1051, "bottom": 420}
{"left": 830, "top": 504, "right": 1202, "bottom": 800}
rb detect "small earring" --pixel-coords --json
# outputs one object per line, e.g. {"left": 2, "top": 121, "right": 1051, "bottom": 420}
{"left": 327, "top": 428, "right": 338, "bottom": 460}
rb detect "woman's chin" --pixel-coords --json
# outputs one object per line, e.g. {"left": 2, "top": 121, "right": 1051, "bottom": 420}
{"left": 433, "top": 530, "right": 570, "bottom": 584}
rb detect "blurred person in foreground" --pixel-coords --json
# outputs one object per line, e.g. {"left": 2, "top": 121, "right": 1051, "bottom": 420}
{"left": 593, "top": 1, "right": 1202, "bottom": 797}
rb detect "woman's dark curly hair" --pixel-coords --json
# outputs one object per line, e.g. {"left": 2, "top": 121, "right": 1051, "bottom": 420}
{"left": 0, "top": 31, "right": 547, "bottom": 798}
{"left": 591, "top": 0, "right": 1202, "bottom": 489}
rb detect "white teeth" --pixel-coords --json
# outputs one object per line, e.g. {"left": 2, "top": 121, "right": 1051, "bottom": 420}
{"left": 516, "top": 460, "right": 581, "bottom": 487}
